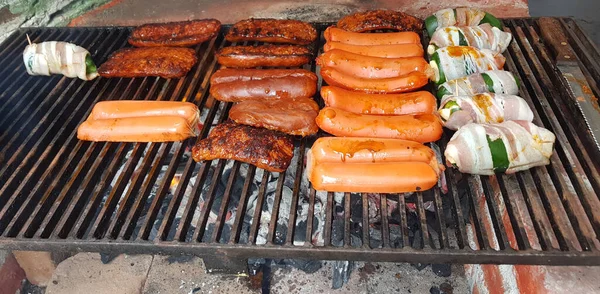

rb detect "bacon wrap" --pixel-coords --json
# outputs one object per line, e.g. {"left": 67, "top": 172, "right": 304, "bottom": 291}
{"left": 445, "top": 121, "right": 555, "bottom": 175}
{"left": 23, "top": 41, "right": 97, "bottom": 81}
{"left": 429, "top": 24, "right": 512, "bottom": 53}
{"left": 437, "top": 8, "right": 486, "bottom": 28}
{"left": 430, "top": 46, "right": 506, "bottom": 84}
{"left": 439, "top": 93, "right": 534, "bottom": 130}
{"left": 436, "top": 70, "right": 519, "bottom": 99}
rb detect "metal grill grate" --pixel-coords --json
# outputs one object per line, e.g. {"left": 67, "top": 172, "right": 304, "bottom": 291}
{"left": 0, "top": 18, "right": 599, "bottom": 266}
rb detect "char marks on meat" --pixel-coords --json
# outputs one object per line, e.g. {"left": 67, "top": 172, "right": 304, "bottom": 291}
{"left": 192, "top": 121, "right": 294, "bottom": 172}
{"left": 98, "top": 47, "right": 197, "bottom": 78}
{"left": 336, "top": 10, "right": 423, "bottom": 33}
{"left": 225, "top": 18, "right": 317, "bottom": 45}
{"left": 229, "top": 98, "right": 319, "bottom": 136}
{"left": 129, "top": 19, "right": 221, "bottom": 47}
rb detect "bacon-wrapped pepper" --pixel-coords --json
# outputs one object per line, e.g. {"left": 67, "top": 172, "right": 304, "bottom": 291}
{"left": 438, "top": 93, "right": 534, "bottom": 130}
{"left": 428, "top": 24, "right": 512, "bottom": 54}
{"left": 23, "top": 41, "right": 98, "bottom": 80}
{"left": 436, "top": 70, "right": 520, "bottom": 99}
{"left": 430, "top": 46, "right": 506, "bottom": 85}
{"left": 445, "top": 121, "right": 555, "bottom": 175}
{"left": 425, "top": 7, "right": 503, "bottom": 37}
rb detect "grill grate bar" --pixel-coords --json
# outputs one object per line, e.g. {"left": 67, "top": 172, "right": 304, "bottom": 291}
{"left": 343, "top": 192, "right": 351, "bottom": 247}
{"left": 398, "top": 194, "right": 409, "bottom": 248}
{"left": 212, "top": 161, "right": 241, "bottom": 243}
{"left": 446, "top": 168, "right": 468, "bottom": 249}
{"left": 499, "top": 174, "right": 535, "bottom": 250}
{"left": 433, "top": 189, "right": 449, "bottom": 249}
{"left": 467, "top": 176, "right": 494, "bottom": 250}
{"left": 305, "top": 188, "right": 316, "bottom": 246}
{"left": 361, "top": 194, "right": 370, "bottom": 248}
{"left": 380, "top": 194, "right": 390, "bottom": 248}
{"left": 229, "top": 164, "right": 256, "bottom": 244}
{"left": 248, "top": 171, "right": 270, "bottom": 245}
{"left": 483, "top": 177, "right": 513, "bottom": 250}
{"left": 285, "top": 139, "right": 306, "bottom": 245}
{"left": 266, "top": 172, "right": 286, "bottom": 244}
{"left": 416, "top": 193, "right": 430, "bottom": 249}
{"left": 323, "top": 192, "right": 333, "bottom": 246}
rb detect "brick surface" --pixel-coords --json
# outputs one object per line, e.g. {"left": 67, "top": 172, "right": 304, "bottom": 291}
{"left": 143, "top": 255, "right": 259, "bottom": 294}
{"left": 45, "top": 253, "right": 153, "bottom": 294}
{"left": 13, "top": 251, "right": 56, "bottom": 287}
{"left": 0, "top": 251, "right": 26, "bottom": 294}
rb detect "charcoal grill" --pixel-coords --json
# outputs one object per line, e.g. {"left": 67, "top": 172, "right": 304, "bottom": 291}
{"left": 1, "top": 18, "right": 600, "bottom": 272}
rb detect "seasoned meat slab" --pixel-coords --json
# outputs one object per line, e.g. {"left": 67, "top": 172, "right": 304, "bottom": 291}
{"left": 98, "top": 47, "right": 197, "bottom": 78}
{"left": 129, "top": 19, "right": 221, "bottom": 47}
{"left": 192, "top": 121, "right": 294, "bottom": 172}
{"left": 216, "top": 45, "right": 311, "bottom": 68}
{"left": 229, "top": 98, "right": 319, "bottom": 136}
{"left": 336, "top": 10, "right": 423, "bottom": 33}
{"left": 225, "top": 19, "right": 317, "bottom": 45}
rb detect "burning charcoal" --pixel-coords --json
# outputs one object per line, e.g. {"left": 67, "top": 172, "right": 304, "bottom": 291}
{"left": 432, "top": 264, "right": 452, "bottom": 277}
{"left": 331, "top": 217, "right": 345, "bottom": 247}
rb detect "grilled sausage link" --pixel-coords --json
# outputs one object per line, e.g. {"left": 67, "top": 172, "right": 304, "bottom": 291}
{"left": 129, "top": 19, "right": 221, "bottom": 47}
{"left": 216, "top": 45, "right": 311, "bottom": 68}
{"left": 225, "top": 18, "right": 317, "bottom": 45}
{"left": 336, "top": 10, "right": 423, "bottom": 33}
{"left": 98, "top": 47, "right": 197, "bottom": 78}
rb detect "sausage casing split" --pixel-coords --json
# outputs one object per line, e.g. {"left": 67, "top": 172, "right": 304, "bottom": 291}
{"left": 324, "top": 27, "right": 420, "bottom": 45}
{"left": 320, "top": 86, "right": 436, "bottom": 115}
{"left": 129, "top": 19, "right": 221, "bottom": 47}
{"left": 315, "top": 107, "right": 443, "bottom": 143}
{"left": 317, "top": 49, "right": 429, "bottom": 79}
{"left": 336, "top": 10, "right": 424, "bottom": 33}
{"left": 323, "top": 42, "right": 424, "bottom": 58}
{"left": 320, "top": 67, "right": 428, "bottom": 94}
{"left": 225, "top": 18, "right": 317, "bottom": 45}
{"left": 77, "top": 116, "right": 200, "bottom": 142}
{"left": 98, "top": 47, "right": 197, "bottom": 78}
{"left": 216, "top": 45, "right": 311, "bottom": 68}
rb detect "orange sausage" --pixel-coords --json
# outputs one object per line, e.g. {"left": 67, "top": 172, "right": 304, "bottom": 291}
{"left": 320, "top": 86, "right": 436, "bottom": 115}
{"left": 309, "top": 137, "right": 443, "bottom": 174}
{"left": 77, "top": 116, "right": 200, "bottom": 142}
{"left": 316, "top": 49, "right": 429, "bottom": 79}
{"left": 90, "top": 101, "right": 199, "bottom": 124}
{"left": 315, "top": 107, "right": 443, "bottom": 143}
{"left": 320, "top": 67, "right": 428, "bottom": 94}
{"left": 308, "top": 162, "right": 438, "bottom": 193}
{"left": 323, "top": 42, "right": 424, "bottom": 58}
{"left": 324, "top": 27, "right": 421, "bottom": 45}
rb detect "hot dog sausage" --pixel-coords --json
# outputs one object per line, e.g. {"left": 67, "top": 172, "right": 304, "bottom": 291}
{"left": 323, "top": 42, "right": 424, "bottom": 58}
{"left": 324, "top": 27, "right": 421, "bottom": 45}
{"left": 308, "top": 162, "right": 438, "bottom": 193}
{"left": 320, "top": 86, "right": 436, "bottom": 115}
{"left": 317, "top": 49, "right": 429, "bottom": 79}
{"left": 90, "top": 101, "right": 200, "bottom": 125}
{"left": 315, "top": 107, "right": 443, "bottom": 143}
{"left": 77, "top": 116, "right": 200, "bottom": 142}
{"left": 320, "top": 67, "right": 428, "bottom": 94}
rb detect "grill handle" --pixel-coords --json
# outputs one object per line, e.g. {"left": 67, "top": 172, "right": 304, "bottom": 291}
{"left": 537, "top": 17, "right": 577, "bottom": 64}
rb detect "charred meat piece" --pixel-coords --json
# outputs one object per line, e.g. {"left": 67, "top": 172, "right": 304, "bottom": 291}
{"left": 336, "top": 10, "right": 423, "bottom": 33}
{"left": 98, "top": 47, "right": 197, "bottom": 78}
{"left": 216, "top": 45, "right": 312, "bottom": 68}
{"left": 192, "top": 121, "right": 294, "bottom": 172}
{"left": 209, "top": 68, "right": 317, "bottom": 102}
{"left": 129, "top": 19, "right": 221, "bottom": 47}
{"left": 229, "top": 98, "right": 319, "bottom": 136}
{"left": 225, "top": 18, "right": 317, "bottom": 45}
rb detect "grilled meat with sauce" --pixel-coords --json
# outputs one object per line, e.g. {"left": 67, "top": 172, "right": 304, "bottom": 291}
{"left": 98, "top": 47, "right": 197, "bottom": 78}
{"left": 336, "top": 10, "right": 423, "bottom": 33}
{"left": 225, "top": 19, "right": 317, "bottom": 45}
{"left": 229, "top": 98, "right": 319, "bottom": 136}
{"left": 129, "top": 19, "right": 221, "bottom": 47}
{"left": 192, "top": 121, "right": 294, "bottom": 172}
{"left": 216, "top": 45, "right": 311, "bottom": 68}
